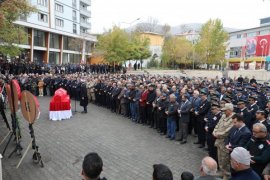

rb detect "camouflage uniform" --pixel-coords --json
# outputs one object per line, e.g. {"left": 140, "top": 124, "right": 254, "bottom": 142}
{"left": 213, "top": 113, "right": 235, "bottom": 180}
{"left": 87, "top": 80, "right": 95, "bottom": 102}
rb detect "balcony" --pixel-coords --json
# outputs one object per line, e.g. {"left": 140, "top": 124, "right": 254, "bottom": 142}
{"left": 80, "top": 0, "right": 91, "bottom": 6}
{"left": 80, "top": 8, "right": 91, "bottom": 17}
{"left": 80, "top": 21, "right": 91, "bottom": 29}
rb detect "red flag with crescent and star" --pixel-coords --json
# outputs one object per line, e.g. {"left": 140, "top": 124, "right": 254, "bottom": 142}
{"left": 255, "top": 35, "right": 270, "bottom": 56}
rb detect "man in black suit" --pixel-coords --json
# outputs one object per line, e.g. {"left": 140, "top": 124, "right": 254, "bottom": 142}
{"left": 225, "top": 114, "right": 251, "bottom": 152}
{"left": 80, "top": 79, "right": 88, "bottom": 113}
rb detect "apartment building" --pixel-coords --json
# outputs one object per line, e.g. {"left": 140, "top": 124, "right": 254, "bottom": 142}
{"left": 14, "top": 0, "right": 96, "bottom": 64}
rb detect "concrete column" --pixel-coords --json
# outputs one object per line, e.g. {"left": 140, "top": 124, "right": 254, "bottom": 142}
{"left": 44, "top": 32, "right": 50, "bottom": 64}
{"left": 59, "top": 35, "right": 63, "bottom": 64}
{"left": 29, "top": 28, "right": 34, "bottom": 62}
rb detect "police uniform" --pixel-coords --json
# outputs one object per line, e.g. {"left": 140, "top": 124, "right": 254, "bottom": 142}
{"left": 205, "top": 104, "right": 222, "bottom": 163}
{"left": 197, "top": 92, "right": 211, "bottom": 148}
{"left": 245, "top": 135, "right": 270, "bottom": 178}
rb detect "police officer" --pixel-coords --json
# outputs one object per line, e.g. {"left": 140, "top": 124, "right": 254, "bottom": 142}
{"left": 245, "top": 123, "right": 270, "bottom": 178}
{"left": 255, "top": 110, "right": 270, "bottom": 133}
{"left": 236, "top": 99, "right": 252, "bottom": 129}
{"left": 248, "top": 95, "right": 260, "bottom": 126}
{"left": 196, "top": 91, "right": 211, "bottom": 148}
{"left": 205, "top": 102, "right": 222, "bottom": 163}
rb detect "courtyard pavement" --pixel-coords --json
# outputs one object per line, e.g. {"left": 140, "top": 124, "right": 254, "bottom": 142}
{"left": 1, "top": 97, "right": 206, "bottom": 180}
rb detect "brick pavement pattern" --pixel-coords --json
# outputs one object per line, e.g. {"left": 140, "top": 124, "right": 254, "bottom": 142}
{"left": 0, "top": 97, "right": 206, "bottom": 180}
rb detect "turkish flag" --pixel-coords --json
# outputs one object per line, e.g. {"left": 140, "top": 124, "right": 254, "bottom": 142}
{"left": 256, "top": 35, "right": 270, "bottom": 56}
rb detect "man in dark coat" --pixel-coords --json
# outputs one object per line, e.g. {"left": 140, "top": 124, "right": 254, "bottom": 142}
{"left": 80, "top": 80, "right": 88, "bottom": 113}
{"left": 225, "top": 114, "right": 251, "bottom": 151}
{"left": 146, "top": 84, "right": 156, "bottom": 126}
{"left": 177, "top": 94, "right": 192, "bottom": 144}
{"left": 236, "top": 99, "right": 252, "bottom": 129}
{"left": 195, "top": 91, "right": 211, "bottom": 148}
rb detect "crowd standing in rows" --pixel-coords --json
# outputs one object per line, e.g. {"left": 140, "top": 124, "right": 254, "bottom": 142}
{"left": 1, "top": 62, "right": 270, "bottom": 180}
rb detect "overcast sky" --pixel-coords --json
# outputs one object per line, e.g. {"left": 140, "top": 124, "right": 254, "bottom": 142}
{"left": 90, "top": 0, "right": 270, "bottom": 33}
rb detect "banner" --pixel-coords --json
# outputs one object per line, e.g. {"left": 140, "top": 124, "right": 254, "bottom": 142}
{"left": 246, "top": 37, "right": 257, "bottom": 56}
{"left": 255, "top": 35, "right": 270, "bottom": 56}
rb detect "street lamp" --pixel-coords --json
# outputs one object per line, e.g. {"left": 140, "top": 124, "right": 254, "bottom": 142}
{"left": 120, "top": 18, "right": 140, "bottom": 29}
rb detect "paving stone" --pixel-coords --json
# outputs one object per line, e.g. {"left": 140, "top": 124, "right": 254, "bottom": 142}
{"left": 0, "top": 96, "right": 206, "bottom": 180}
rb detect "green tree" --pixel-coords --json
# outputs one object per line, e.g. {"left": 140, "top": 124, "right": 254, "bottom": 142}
{"left": 0, "top": 0, "right": 36, "bottom": 57}
{"left": 195, "top": 19, "right": 229, "bottom": 65}
{"left": 127, "top": 32, "right": 151, "bottom": 69}
{"left": 95, "top": 27, "right": 151, "bottom": 69}
{"left": 161, "top": 36, "right": 193, "bottom": 68}
{"left": 95, "top": 26, "right": 130, "bottom": 66}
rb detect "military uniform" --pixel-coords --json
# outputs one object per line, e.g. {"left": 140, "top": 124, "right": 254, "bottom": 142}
{"left": 213, "top": 113, "right": 235, "bottom": 178}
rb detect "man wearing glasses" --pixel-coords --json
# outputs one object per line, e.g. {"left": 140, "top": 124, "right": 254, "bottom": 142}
{"left": 245, "top": 123, "right": 270, "bottom": 178}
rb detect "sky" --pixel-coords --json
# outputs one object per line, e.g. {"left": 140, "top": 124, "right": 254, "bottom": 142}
{"left": 90, "top": 0, "right": 270, "bottom": 34}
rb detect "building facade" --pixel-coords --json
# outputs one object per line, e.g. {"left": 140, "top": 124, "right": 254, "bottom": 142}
{"left": 14, "top": 0, "right": 96, "bottom": 64}
{"left": 227, "top": 17, "right": 270, "bottom": 70}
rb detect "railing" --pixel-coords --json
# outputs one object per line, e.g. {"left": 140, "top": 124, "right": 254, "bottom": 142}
{"left": 80, "top": 0, "right": 91, "bottom": 6}
{"left": 80, "top": 8, "right": 91, "bottom": 17}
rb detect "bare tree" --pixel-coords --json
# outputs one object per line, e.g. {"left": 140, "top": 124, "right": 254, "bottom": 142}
{"left": 135, "top": 17, "right": 159, "bottom": 33}
{"left": 179, "top": 24, "right": 190, "bottom": 34}
{"left": 161, "top": 23, "right": 171, "bottom": 37}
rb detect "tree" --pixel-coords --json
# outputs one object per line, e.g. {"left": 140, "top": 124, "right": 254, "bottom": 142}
{"left": 95, "top": 26, "right": 130, "bottom": 65}
{"left": 0, "top": 0, "right": 36, "bottom": 57}
{"left": 161, "top": 36, "right": 193, "bottom": 68}
{"left": 135, "top": 17, "right": 159, "bottom": 33}
{"left": 161, "top": 23, "right": 171, "bottom": 37}
{"left": 195, "top": 19, "right": 229, "bottom": 65}
{"left": 127, "top": 32, "right": 151, "bottom": 69}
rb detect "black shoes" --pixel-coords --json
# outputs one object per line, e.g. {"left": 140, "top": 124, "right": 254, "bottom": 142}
{"left": 81, "top": 111, "right": 87, "bottom": 114}
{"left": 181, "top": 141, "right": 187, "bottom": 144}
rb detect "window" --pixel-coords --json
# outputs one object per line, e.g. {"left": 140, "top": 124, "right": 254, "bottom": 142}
{"left": 55, "top": 4, "right": 64, "bottom": 13}
{"left": 55, "top": 18, "right": 64, "bottom": 27}
{"left": 34, "top": 30, "right": 45, "bottom": 47}
{"left": 72, "top": 0, "right": 76, "bottom": 7}
{"left": 230, "top": 35, "right": 237, "bottom": 40}
{"left": 72, "top": 10, "right": 77, "bottom": 21}
{"left": 63, "top": 36, "right": 76, "bottom": 50}
{"left": 50, "top": 33, "right": 60, "bottom": 49}
{"left": 73, "top": 24, "right": 77, "bottom": 34}
{"left": 247, "top": 32, "right": 256, "bottom": 37}
{"left": 236, "top": 34, "right": 242, "bottom": 39}
{"left": 38, "top": 13, "right": 48, "bottom": 23}
{"left": 229, "top": 47, "right": 242, "bottom": 58}
{"left": 260, "top": 30, "right": 270, "bottom": 35}
{"left": 49, "top": 52, "right": 60, "bottom": 64}
{"left": 37, "top": 0, "right": 48, "bottom": 7}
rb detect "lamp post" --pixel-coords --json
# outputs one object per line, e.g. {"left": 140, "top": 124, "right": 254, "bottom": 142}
{"left": 120, "top": 18, "right": 140, "bottom": 29}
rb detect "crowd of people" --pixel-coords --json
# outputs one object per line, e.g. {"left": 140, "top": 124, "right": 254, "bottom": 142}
{"left": 0, "top": 61, "right": 123, "bottom": 75}
{"left": 1, "top": 63, "right": 270, "bottom": 179}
